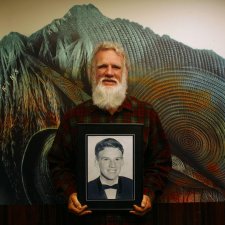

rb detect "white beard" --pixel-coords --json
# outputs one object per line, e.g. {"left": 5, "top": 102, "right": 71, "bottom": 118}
{"left": 92, "top": 76, "right": 127, "bottom": 110}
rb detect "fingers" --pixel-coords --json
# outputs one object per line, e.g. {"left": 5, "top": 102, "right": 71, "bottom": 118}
{"left": 130, "top": 195, "right": 152, "bottom": 216}
{"left": 70, "top": 193, "right": 82, "bottom": 209}
{"left": 68, "top": 193, "right": 92, "bottom": 216}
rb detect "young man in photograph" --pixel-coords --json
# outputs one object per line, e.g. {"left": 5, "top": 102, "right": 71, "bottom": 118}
{"left": 88, "top": 138, "right": 133, "bottom": 200}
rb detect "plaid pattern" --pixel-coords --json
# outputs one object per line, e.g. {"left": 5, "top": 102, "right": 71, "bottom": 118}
{"left": 48, "top": 96, "right": 171, "bottom": 225}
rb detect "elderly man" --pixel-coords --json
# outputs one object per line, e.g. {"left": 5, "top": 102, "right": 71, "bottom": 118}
{"left": 48, "top": 41, "right": 171, "bottom": 224}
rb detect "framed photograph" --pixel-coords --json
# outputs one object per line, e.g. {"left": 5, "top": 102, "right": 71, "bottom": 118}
{"left": 76, "top": 123, "right": 144, "bottom": 211}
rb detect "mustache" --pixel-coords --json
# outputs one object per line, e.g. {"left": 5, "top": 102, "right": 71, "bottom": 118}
{"left": 100, "top": 77, "right": 119, "bottom": 84}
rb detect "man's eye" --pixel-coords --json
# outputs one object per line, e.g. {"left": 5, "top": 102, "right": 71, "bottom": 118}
{"left": 102, "top": 158, "right": 109, "bottom": 161}
{"left": 112, "top": 65, "right": 121, "bottom": 69}
{"left": 97, "top": 65, "right": 107, "bottom": 69}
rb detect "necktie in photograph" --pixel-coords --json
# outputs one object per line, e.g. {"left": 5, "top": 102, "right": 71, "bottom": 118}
{"left": 102, "top": 184, "right": 118, "bottom": 190}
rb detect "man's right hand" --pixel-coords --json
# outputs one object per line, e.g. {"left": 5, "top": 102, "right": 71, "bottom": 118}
{"left": 68, "top": 193, "right": 92, "bottom": 216}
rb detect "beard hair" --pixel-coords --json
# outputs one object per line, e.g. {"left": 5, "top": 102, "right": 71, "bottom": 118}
{"left": 92, "top": 75, "right": 127, "bottom": 110}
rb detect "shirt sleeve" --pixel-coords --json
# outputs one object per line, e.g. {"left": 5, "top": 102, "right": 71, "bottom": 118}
{"left": 47, "top": 114, "right": 78, "bottom": 199}
{"left": 143, "top": 107, "right": 172, "bottom": 201}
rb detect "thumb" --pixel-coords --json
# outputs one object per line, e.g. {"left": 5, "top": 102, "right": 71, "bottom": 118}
{"left": 141, "top": 195, "right": 147, "bottom": 207}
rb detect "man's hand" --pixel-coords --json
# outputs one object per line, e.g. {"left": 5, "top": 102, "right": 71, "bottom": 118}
{"left": 68, "top": 193, "right": 92, "bottom": 216}
{"left": 130, "top": 194, "right": 152, "bottom": 216}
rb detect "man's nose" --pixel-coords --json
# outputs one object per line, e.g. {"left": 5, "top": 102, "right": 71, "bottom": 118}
{"left": 109, "top": 160, "right": 116, "bottom": 167}
{"left": 105, "top": 66, "right": 113, "bottom": 76}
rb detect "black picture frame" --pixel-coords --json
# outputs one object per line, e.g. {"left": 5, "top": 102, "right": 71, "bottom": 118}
{"left": 76, "top": 123, "right": 144, "bottom": 211}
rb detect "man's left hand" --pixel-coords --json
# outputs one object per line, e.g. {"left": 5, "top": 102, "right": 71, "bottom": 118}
{"left": 129, "top": 194, "right": 152, "bottom": 216}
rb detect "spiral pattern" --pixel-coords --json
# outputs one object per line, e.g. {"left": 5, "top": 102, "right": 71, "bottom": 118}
{"left": 132, "top": 67, "right": 225, "bottom": 193}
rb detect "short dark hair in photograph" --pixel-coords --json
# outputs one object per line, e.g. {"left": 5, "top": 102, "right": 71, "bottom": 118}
{"left": 95, "top": 138, "right": 124, "bottom": 157}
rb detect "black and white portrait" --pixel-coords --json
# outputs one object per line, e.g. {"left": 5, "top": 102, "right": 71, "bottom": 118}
{"left": 87, "top": 135, "right": 134, "bottom": 200}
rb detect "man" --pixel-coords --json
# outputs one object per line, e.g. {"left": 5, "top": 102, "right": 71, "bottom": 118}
{"left": 88, "top": 138, "right": 133, "bottom": 200}
{"left": 48, "top": 41, "right": 171, "bottom": 223}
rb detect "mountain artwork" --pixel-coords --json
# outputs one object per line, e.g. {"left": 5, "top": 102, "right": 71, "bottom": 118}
{"left": 0, "top": 4, "right": 225, "bottom": 204}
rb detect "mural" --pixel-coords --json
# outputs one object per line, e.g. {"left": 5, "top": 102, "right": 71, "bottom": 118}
{"left": 0, "top": 4, "right": 225, "bottom": 204}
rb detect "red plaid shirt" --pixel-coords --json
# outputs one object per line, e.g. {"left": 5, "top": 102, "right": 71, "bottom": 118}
{"left": 48, "top": 96, "right": 171, "bottom": 225}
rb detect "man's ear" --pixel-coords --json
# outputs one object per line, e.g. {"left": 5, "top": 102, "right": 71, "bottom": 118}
{"left": 125, "top": 67, "right": 128, "bottom": 80}
{"left": 94, "top": 157, "right": 99, "bottom": 166}
{"left": 121, "top": 157, "right": 124, "bottom": 166}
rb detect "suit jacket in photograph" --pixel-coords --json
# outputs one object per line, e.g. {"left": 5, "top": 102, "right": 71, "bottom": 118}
{"left": 88, "top": 176, "right": 133, "bottom": 200}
